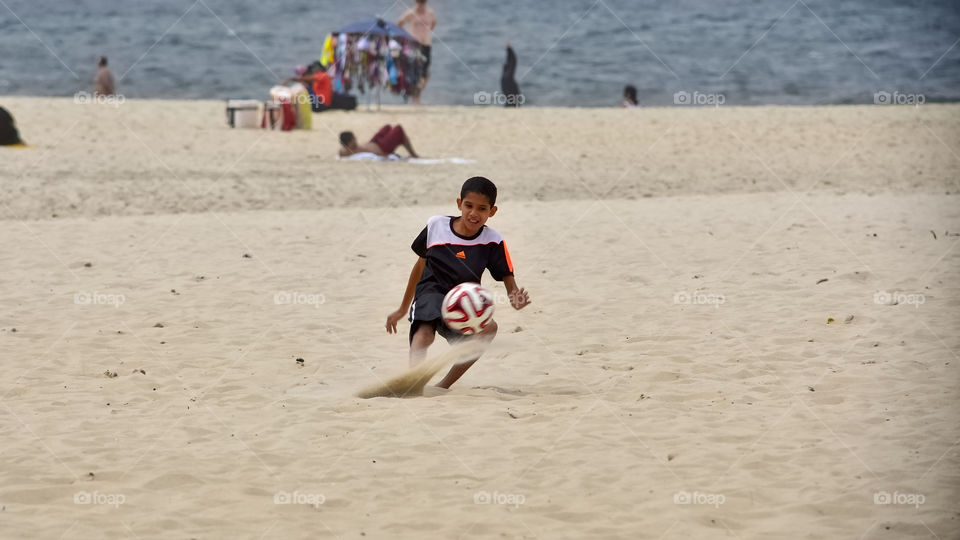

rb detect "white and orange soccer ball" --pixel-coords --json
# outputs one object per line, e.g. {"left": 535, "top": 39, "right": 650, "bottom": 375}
{"left": 442, "top": 282, "right": 495, "bottom": 335}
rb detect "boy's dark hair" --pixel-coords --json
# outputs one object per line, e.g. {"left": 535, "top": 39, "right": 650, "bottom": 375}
{"left": 99, "top": 56, "right": 108, "bottom": 67}
{"left": 461, "top": 176, "right": 497, "bottom": 206}
{"left": 339, "top": 131, "right": 355, "bottom": 147}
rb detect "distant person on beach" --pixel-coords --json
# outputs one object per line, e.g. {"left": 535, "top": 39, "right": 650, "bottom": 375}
{"left": 95, "top": 56, "right": 116, "bottom": 96}
{"left": 397, "top": 0, "right": 437, "bottom": 106}
{"left": 501, "top": 42, "right": 522, "bottom": 107}
{"left": 285, "top": 64, "right": 332, "bottom": 111}
{"left": 622, "top": 85, "right": 638, "bottom": 107}
{"left": 0, "top": 106, "right": 26, "bottom": 147}
{"left": 283, "top": 63, "right": 356, "bottom": 112}
{"left": 338, "top": 125, "right": 419, "bottom": 158}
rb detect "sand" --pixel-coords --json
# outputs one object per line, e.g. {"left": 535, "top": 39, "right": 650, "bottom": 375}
{"left": 0, "top": 98, "right": 958, "bottom": 539}
{"left": 355, "top": 341, "right": 487, "bottom": 399}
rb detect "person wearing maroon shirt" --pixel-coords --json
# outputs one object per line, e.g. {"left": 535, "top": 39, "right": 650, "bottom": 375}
{"left": 385, "top": 177, "right": 531, "bottom": 389}
{"left": 338, "top": 125, "right": 419, "bottom": 158}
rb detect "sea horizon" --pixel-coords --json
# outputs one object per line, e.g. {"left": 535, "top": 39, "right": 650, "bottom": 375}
{"left": 1, "top": 0, "right": 957, "bottom": 107}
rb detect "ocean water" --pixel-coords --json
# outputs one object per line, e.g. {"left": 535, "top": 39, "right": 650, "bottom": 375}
{"left": 1, "top": 0, "right": 958, "bottom": 107}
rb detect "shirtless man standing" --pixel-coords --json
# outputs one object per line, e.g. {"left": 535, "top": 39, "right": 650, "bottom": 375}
{"left": 94, "top": 56, "right": 116, "bottom": 97}
{"left": 397, "top": 0, "right": 437, "bottom": 106}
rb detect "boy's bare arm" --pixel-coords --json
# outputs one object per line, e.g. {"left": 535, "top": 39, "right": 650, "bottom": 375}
{"left": 386, "top": 257, "right": 426, "bottom": 333}
{"left": 502, "top": 275, "right": 531, "bottom": 310}
{"left": 400, "top": 257, "right": 426, "bottom": 311}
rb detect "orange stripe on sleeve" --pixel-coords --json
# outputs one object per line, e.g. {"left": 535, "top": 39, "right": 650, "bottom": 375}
{"left": 503, "top": 242, "right": 514, "bottom": 273}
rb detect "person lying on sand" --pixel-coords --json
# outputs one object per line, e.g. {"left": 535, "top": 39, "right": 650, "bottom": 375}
{"left": 338, "top": 125, "right": 419, "bottom": 158}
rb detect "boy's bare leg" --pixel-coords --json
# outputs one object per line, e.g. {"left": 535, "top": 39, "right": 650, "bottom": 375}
{"left": 435, "top": 358, "right": 477, "bottom": 389}
{"left": 435, "top": 321, "right": 497, "bottom": 389}
{"left": 410, "top": 323, "right": 435, "bottom": 367}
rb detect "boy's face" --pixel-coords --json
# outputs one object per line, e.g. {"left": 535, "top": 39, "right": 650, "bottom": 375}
{"left": 456, "top": 192, "right": 497, "bottom": 235}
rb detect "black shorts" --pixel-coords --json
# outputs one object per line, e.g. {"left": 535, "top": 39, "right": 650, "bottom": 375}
{"left": 421, "top": 45, "right": 432, "bottom": 78}
{"left": 408, "top": 292, "right": 464, "bottom": 344}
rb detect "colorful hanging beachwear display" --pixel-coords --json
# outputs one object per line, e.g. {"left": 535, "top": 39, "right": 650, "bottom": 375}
{"left": 326, "top": 32, "right": 426, "bottom": 100}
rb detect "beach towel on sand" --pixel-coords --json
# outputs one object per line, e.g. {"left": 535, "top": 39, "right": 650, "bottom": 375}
{"left": 338, "top": 152, "right": 475, "bottom": 165}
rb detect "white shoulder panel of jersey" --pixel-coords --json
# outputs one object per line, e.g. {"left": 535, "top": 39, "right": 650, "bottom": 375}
{"left": 426, "top": 216, "right": 503, "bottom": 247}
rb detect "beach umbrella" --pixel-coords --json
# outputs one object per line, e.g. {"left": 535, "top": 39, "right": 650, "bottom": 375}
{"left": 335, "top": 18, "right": 419, "bottom": 44}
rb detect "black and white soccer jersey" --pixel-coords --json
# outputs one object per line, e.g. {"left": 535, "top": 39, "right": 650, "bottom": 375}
{"left": 410, "top": 215, "right": 514, "bottom": 316}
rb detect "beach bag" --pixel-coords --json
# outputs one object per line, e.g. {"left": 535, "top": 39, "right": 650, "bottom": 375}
{"left": 267, "top": 86, "right": 298, "bottom": 131}
{"left": 288, "top": 83, "right": 312, "bottom": 130}
{"left": 331, "top": 93, "right": 357, "bottom": 111}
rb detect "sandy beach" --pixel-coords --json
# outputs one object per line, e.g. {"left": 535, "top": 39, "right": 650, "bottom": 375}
{"left": 1, "top": 98, "right": 958, "bottom": 539}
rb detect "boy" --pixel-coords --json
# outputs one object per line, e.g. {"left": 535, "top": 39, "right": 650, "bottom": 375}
{"left": 385, "top": 176, "right": 530, "bottom": 388}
